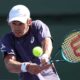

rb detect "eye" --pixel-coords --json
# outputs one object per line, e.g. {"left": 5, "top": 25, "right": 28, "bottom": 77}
{"left": 12, "top": 21, "right": 24, "bottom": 26}
{"left": 18, "top": 22, "right": 23, "bottom": 25}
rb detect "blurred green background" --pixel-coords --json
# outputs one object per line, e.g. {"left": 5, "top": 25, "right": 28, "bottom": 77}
{"left": 0, "top": 0, "right": 80, "bottom": 80}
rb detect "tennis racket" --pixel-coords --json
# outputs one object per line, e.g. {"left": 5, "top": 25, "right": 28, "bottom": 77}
{"left": 51, "top": 30, "right": 80, "bottom": 63}
{"left": 34, "top": 31, "right": 80, "bottom": 79}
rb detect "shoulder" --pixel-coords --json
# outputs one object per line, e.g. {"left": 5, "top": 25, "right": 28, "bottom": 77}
{"left": 32, "top": 20, "right": 48, "bottom": 30}
{"left": 32, "top": 20, "right": 44, "bottom": 24}
{"left": 32, "top": 20, "right": 47, "bottom": 27}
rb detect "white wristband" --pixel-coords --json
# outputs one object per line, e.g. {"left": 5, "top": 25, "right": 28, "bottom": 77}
{"left": 21, "top": 63, "right": 28, "bottom": 72}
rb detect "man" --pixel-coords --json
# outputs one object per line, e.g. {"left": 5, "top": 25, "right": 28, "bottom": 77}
{"left": 0, "top": 5, "right": 60, "bottom": 80}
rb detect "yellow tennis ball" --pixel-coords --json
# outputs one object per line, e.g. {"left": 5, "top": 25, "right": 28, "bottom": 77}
{"left": 32, "top": 46, "right": 43, "bottom": 57}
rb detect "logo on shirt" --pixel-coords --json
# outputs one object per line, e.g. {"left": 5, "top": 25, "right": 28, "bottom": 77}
{"left": 8, "top": 49, "right": 15, "bottom": 55}
{"left": 0, "top": 44, "right": 6, "bottom": 52}
{"left": 30, "top": 36, "right": 35, "bottom": 44}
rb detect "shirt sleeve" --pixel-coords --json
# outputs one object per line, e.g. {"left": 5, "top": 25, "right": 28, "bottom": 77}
{"left": 35, "top": 20, "right": 51, "bottom": 42}
{"left": 0, "top": 34, "right": 15, "bottom": 58}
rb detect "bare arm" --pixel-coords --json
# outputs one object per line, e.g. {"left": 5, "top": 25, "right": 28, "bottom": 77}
{"left": 4, "top": 54, "right": 51, "bottom": 74}
{"left": 41, "top": 37, "right": 53, "bottom": 58}
{"left": 4, "top": 54, "right": 22, "bottom": 73}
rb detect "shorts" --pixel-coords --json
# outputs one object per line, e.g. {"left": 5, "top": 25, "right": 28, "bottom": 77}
{"left": 19, "top": 66, "right": 60, "bottom": 80}
{"left": 40, "top": 66, "right": 60, "bottom": 80}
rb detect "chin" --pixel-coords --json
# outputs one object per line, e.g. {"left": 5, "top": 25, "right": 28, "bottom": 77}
{"left": 15, "top": 34, "right": 23, "bottom": 37}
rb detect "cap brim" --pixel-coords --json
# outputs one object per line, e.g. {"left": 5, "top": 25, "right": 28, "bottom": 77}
{"left": 8, "top": 17, "right": 27, "bottom": 23}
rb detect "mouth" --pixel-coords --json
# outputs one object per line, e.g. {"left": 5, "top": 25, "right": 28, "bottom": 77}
{"left": 14, "top": 30, "right": 23, "bottom": 37}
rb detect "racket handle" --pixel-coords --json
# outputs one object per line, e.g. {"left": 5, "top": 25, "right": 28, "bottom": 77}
{"left": 55, "top": 60, "right": 65, "bottom": 62}
{"left": 37, "top": 73, "right": 45, "bottom": 80}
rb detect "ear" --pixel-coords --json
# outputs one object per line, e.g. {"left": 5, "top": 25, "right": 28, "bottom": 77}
{"left": 7, "top": 18, "right": 10, "bottom": 25}
{"left": 27, "top": 18, "right": 32, "bottom": 26}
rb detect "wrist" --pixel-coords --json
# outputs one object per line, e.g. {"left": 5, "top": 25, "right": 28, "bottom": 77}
{"left": 39, "top": 53, "right": 49, "bottom": 62}
{"left": 42, "top": 54, "right": 49, "bottom": 59}
{"left": 21, "top": 62, "right": 30, "bottom": 72}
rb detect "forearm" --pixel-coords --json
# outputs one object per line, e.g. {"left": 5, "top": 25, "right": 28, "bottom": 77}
{"left": 4, "top": 57, "right": 51, "bottom": 75}
{"left": 4, "top": 57, "right": 22, "bottom": 73}
{"left": 42, "top": 38, "right": 53, "bottom": 58}
{"left": 4, "top": 53, "right": 52, "bottom": 75}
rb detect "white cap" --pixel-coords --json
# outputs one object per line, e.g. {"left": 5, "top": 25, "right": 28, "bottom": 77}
{"left": 8, "top": 5, "right": 30, "bottom": 23}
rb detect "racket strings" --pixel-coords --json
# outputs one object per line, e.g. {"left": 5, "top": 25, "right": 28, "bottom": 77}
{"left": 62, "top": 31, "right": 80, "bottom": 63}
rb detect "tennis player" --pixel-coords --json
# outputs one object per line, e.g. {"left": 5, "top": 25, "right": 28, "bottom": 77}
{"left": 0, "top": 4, "right": 60, "bottom": 80}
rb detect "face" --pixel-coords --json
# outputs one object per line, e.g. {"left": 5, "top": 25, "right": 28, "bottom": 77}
{"left": 9, "top": 19, "right": 32, "bottom": 37}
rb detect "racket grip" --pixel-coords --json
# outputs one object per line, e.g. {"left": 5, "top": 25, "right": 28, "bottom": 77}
{"left": 37, "top": 73, "right": 45, "bottom": 80}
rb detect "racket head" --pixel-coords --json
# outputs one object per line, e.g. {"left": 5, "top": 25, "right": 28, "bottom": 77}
{"left": 61, "top": 31, "right": 80, "bottom": 63}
